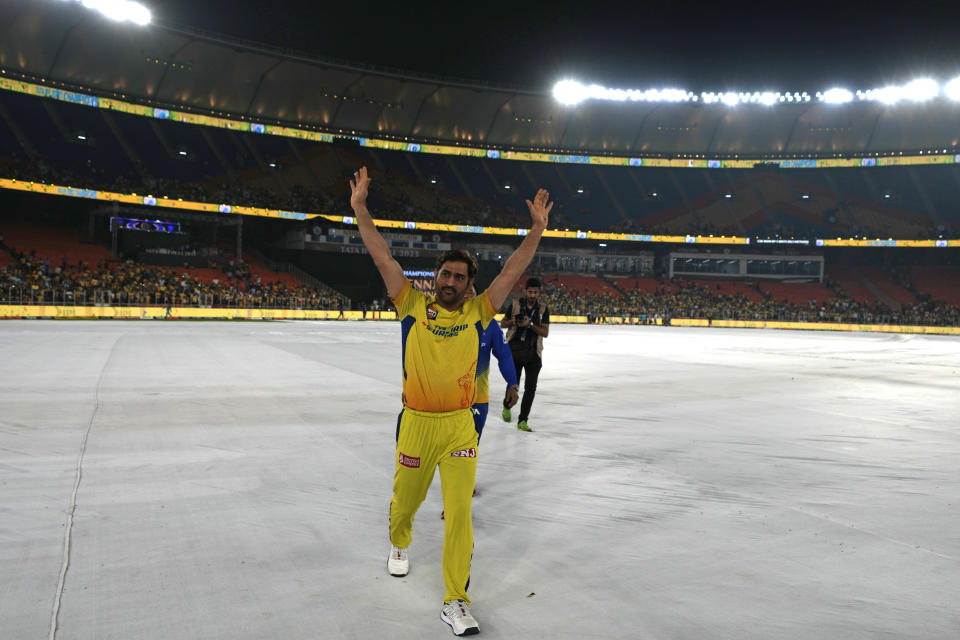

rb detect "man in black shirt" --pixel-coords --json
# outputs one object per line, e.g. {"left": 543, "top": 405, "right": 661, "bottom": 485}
{"left": 500, "top": 277, "right": 550, "bottom": 431}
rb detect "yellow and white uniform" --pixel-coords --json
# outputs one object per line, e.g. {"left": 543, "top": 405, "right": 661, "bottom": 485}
{"left": 390, "top": 280, "right": 495, "bottom": 604}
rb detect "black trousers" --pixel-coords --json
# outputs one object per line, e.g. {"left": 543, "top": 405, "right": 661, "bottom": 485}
{"left": 508, "top": 350, "right": 542, "bottom": 422}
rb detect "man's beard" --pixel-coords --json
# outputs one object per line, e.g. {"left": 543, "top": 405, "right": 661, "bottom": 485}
{"left": 436, "top": 284, "right": 463, "bottom": 306}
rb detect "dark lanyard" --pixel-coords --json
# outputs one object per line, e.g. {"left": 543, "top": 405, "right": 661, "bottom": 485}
{"left": 519, "top": 302, "right": 537, "bottom": 342}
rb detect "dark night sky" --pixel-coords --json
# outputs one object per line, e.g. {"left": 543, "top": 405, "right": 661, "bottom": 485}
{"left": 155, "top": 0, "right": 960, "bottom": 93}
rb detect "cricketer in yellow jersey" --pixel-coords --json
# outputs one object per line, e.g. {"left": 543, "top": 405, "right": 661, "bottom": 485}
{"left": 349, "top": 166, "right": 552, "bottom": 636}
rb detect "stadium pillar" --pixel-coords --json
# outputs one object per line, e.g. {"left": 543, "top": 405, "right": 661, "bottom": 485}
{"left": 236, "top": 215, "right": 242, "bottom": 260}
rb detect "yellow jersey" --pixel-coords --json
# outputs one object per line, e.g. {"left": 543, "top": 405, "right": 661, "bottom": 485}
{"left": 392, "top": 280, "right": 495, "bottom": 412}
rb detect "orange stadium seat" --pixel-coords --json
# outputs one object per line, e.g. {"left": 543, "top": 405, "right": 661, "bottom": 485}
{"left": 759, "top": 281, "right": 837, "bottom": 305}
{"left": 0, "top": 224, "right": 111, "bottom": 265}
{"left": 546, "top": 274, "right": 621, "bottom": 297}
{"left": 629, "top": 277, "right": 662, "bottom": 293}
{"left": 908, "top": 266, "right": 960, "bottom": 305}
{"left": 826, "top": 265, "right": 879, "bottom": 304}
{"left": 856, "top": 265, "right": 916, "bottom": 306}
{"left": 240, "top": 255, "right": 303, "bottom": 290}
{"left": 688, "top": 279, "right": 765, "bottom": 302}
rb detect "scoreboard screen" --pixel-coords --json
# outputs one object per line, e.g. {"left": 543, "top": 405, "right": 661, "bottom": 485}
{"left": 110, "top": 217, "right": 182, "bottom": 233}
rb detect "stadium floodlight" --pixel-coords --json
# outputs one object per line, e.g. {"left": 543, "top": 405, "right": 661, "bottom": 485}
{"left": 554, "top": 80, "right": 697, "bottom": 105}
{"left": 822, "top": 88, "right": 853, "bottom": 104}
{"left": 721, "top": 92, "right": 739, "bottom": 107}
{"left": 861, "top": 79, "right": 939, "bottom": 104}
{"left": 759, "top": 92, "right": 778, "bottom": 106}
{"left": 79, "top": 0, "right": 152, "bottom": 25}
{"left": 553, "top": 80, "right": 591, "bottom": 105}
{"left": 902, "top": 78, "right": 939, "bottom": 101}
{"left": 874, "top": 86, "right": 903, "bottom": 104}
{"left": 553, "top": 77, "right": 953, "bottom": 107}
{"left": 945, "top": 77, "right": 960, "bottom": 101}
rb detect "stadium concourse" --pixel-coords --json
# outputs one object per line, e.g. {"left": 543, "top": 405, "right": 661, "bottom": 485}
{"left": 2, "top": 320, "right": 959, "bottom": 639}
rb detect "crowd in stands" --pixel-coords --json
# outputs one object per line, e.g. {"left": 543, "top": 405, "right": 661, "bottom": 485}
{"left": 538, "top": 277, "right": 960, "bottom": 327}
{"left": 1, "top": 152, "right": 530, "bottom": 231}
{"left": 8, "top": 144, "right": 957, "bottom": 241}
{"left": 2, "top": 154, "right": 328, "bottom": 216}
{"left": 0, "top": 243, "right": 344, "bottom": 310}
{"left": 325, "top": 166, "right": 528, "bottom": 229}
{"left": 3, "top": 232, "right": 959, "bottom": 326}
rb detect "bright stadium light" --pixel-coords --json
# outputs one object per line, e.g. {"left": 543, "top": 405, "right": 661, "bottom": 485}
{"left": 822, "top": 88, "right": 853, "bottom": 104}
{"left": 874, "top": 86, "right": 904, "bottom": 104}
{"left": 859, "top": 79, "right": 939, "bottom": 104}
{"left": 553, "top": 77, "right": 954, "bottom": 107}
{"left": 902, "top": 78, "right": 938, "bottom": 101}
{"left": 553, "top": 80, "right": 588, "bottom": 105}
{"left": 553, "top": 80, "right": 697, "bottom": 105}
{"left": 79, "top": 0, "right": 152, "bottom": 26}
{"left": 946, "top": 77, "right": 960, "bottom": 101}
{"left": 759, "top": 92, "right": 778, "bottom": 105}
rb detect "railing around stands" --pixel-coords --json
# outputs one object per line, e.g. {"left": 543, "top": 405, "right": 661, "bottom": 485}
{"left": 0, "top": 287, "right": 338, "bottom": 310}
{"left": 243, "top": 247, "right": 346, "bottom": 302}
{"left": 587, "top": 308, "right": 910, "bottom": 326}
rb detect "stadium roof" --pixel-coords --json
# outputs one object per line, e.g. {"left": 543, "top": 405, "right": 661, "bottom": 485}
{"left": 2, "top": 0, "right": 960, "bottom": 158}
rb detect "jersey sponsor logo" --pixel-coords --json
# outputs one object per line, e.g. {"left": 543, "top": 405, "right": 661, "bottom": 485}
{"left": 428, "top": 323, "right": 468, "bottom": 338}
{"left": 450, "top": 447, "right": 477, "bottom": 458}
{"left": 426, "top": 305, "right": 438, "bottom": 320}
{"left": 398, "top": 452, "right": 420, "bottom": 468}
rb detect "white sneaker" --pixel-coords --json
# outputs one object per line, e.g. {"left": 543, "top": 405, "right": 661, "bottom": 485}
{"left": 387, "top": 545, "right": 408, "bottom": 577}
{"left": 441, "top": 600, "right": 479, "bottom": 636}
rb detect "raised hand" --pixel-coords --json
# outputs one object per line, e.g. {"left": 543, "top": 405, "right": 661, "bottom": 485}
{"left": 525, "top": 188, "right": 552, "bottom": 230}
{"left": 487, "top": 187, "right": 553, "bottom": 309}
{"left": 349, "top": 166, "right": 371, "bottom": 212}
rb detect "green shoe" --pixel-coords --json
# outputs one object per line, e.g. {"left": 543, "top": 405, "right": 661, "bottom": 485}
{"left": 502, "top": 407, "right": 512, "bottom": 422}
{"left": 517, "top": 420, "right": 532, "bottom": 432}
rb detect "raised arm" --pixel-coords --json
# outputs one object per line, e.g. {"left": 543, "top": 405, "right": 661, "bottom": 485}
{"left": 491, "top": 324, "right": 518, "bottom": 389}
{"left": 486, "top": 189, "right": 553, "bottom": 310}
{"left": 349, "top": 167, "right": 406, "bottom": 299}
{"left": 490, "top": 323, "right": 519, "bottom": 408}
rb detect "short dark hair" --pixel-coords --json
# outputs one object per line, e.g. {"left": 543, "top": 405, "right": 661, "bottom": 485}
{"left": 524, "top": 277, "right": 541, "bottom": 289}
{"left": 435, "top": 249, "right": 478, "bottom": 281}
